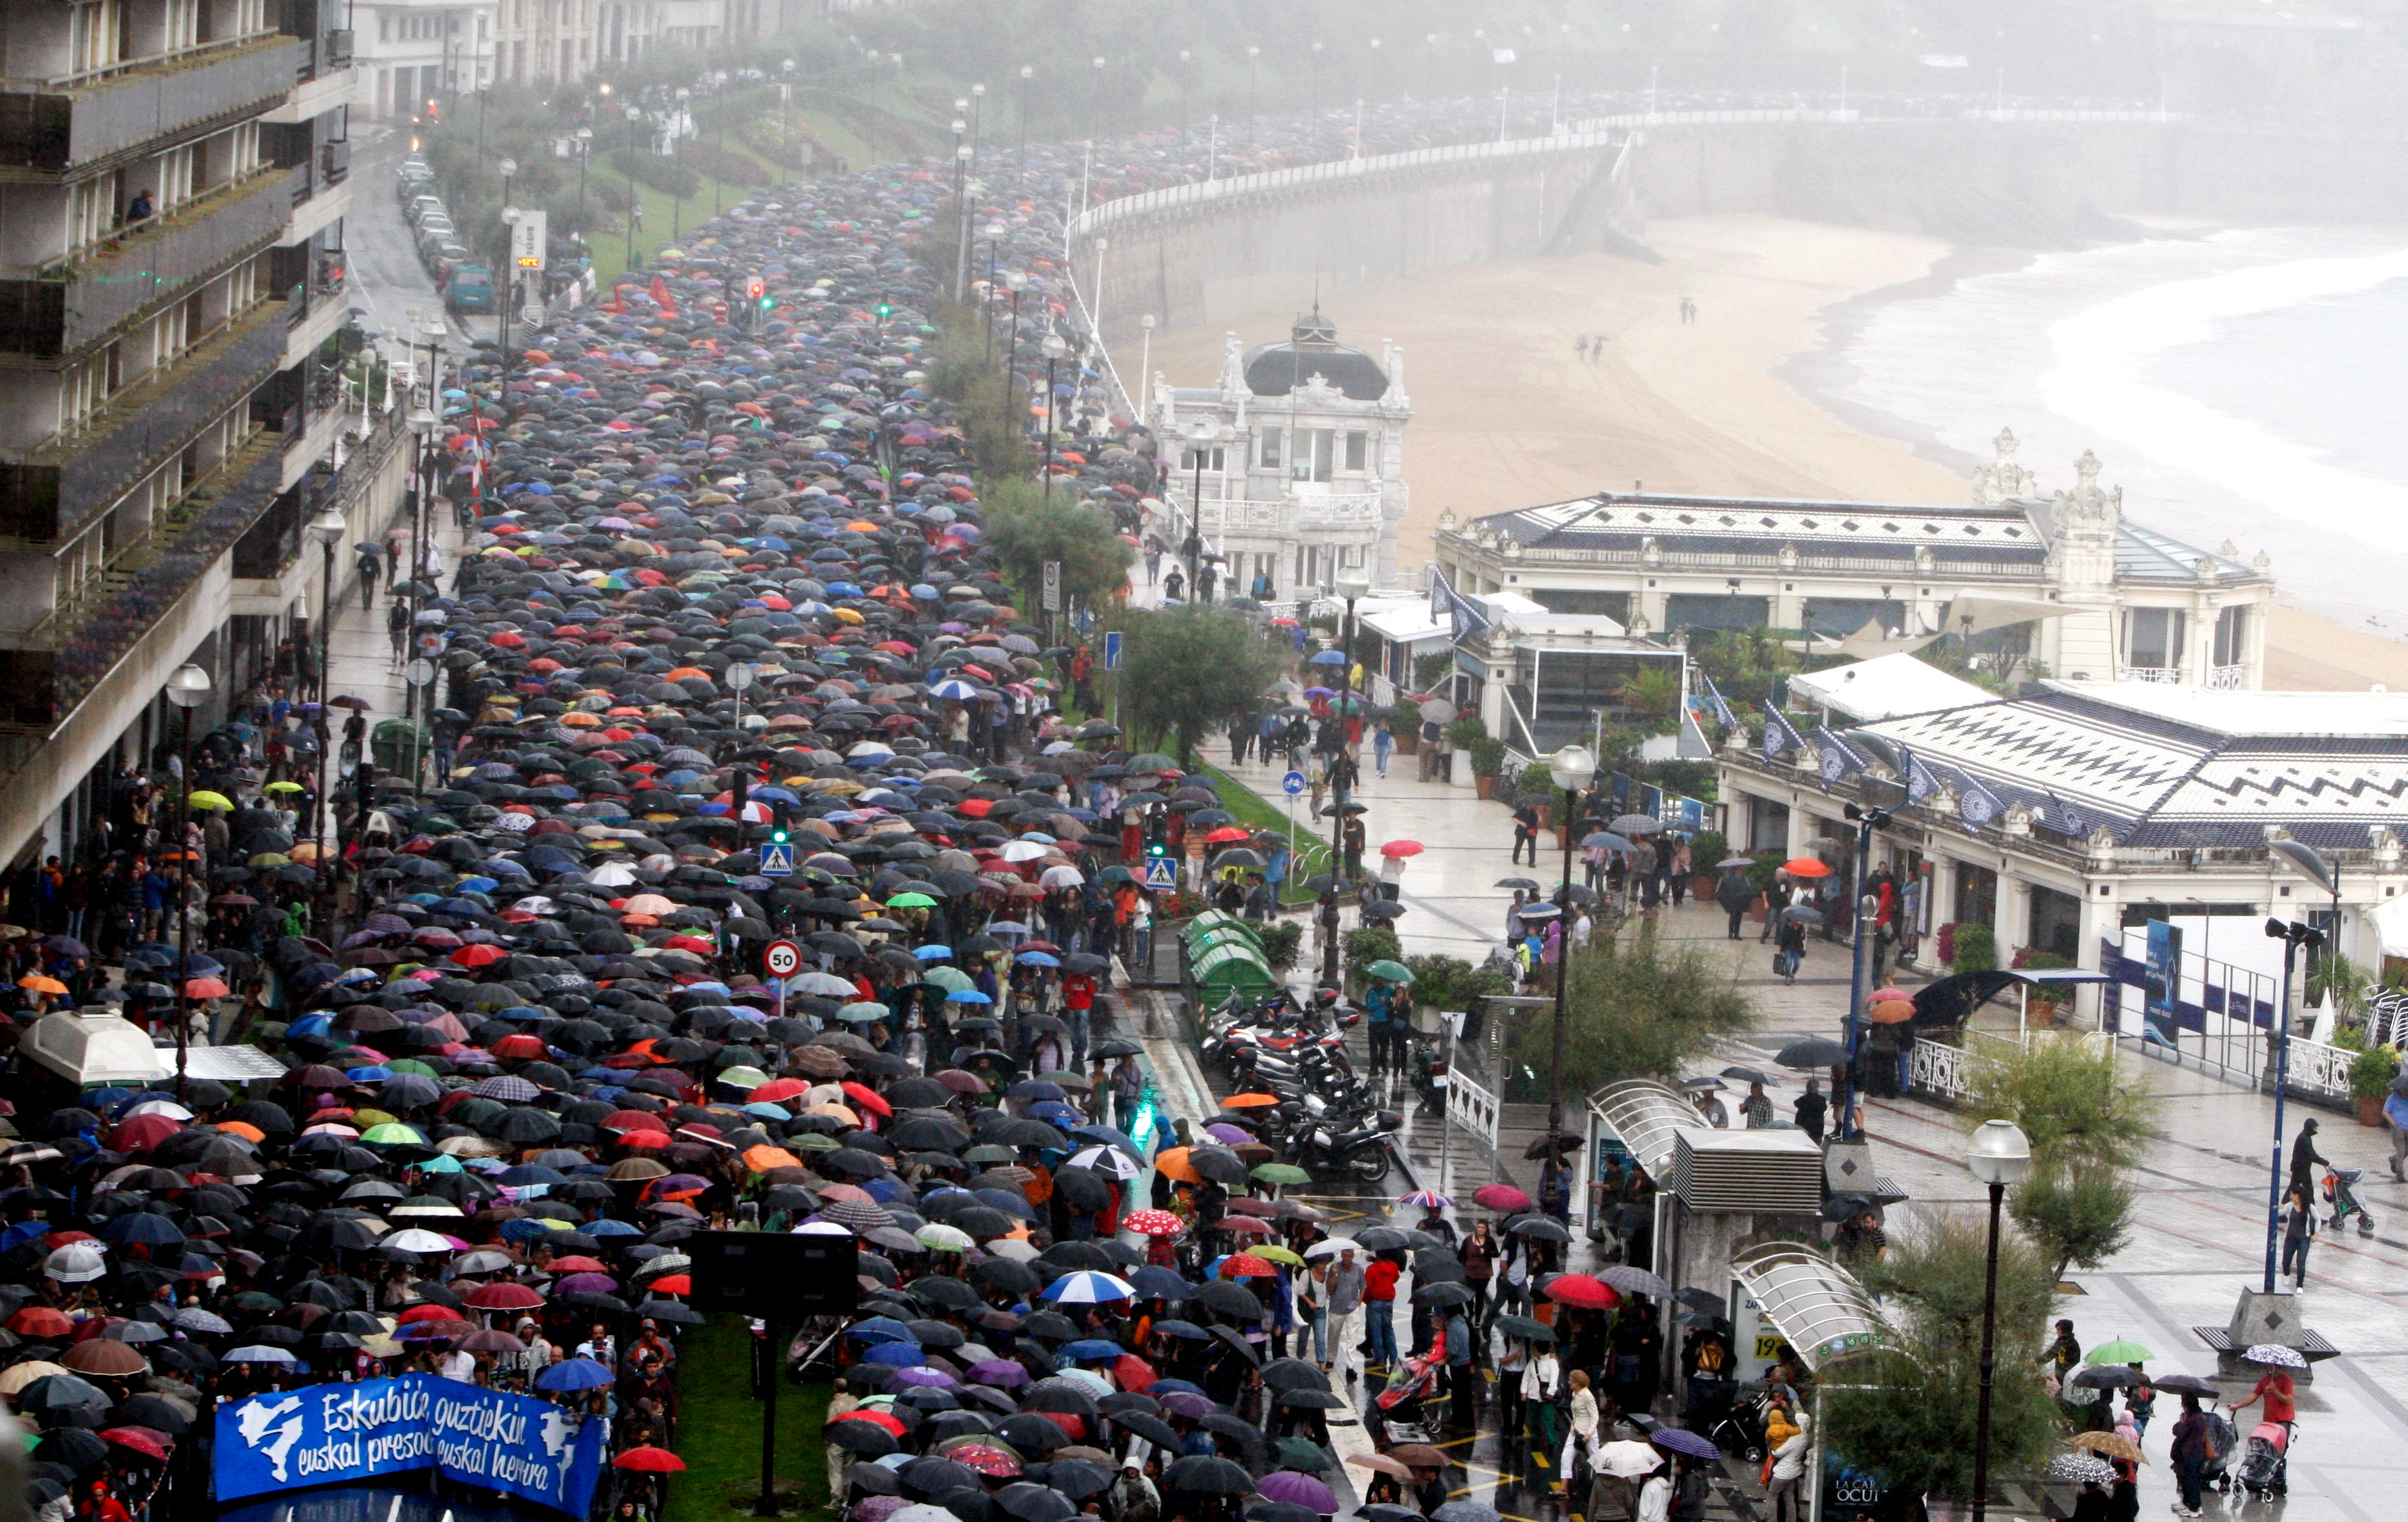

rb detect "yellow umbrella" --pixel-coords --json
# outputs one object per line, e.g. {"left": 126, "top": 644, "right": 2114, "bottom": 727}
{"left": 264, "top": 780, "right": 303, "bottom": 794}
{"left": 188, "top": 791, "right": 234, "bottom": 812}
{"left": 17, "top": 974, "right": 66, "bottom": 995}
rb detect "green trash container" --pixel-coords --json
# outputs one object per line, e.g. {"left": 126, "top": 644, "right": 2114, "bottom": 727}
{"left": 371, "top": 719, "right": 431, "bottom": 777}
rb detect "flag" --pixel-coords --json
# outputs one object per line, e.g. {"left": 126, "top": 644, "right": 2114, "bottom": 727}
{"left": 2046, "top": 791, "right": 2089, "bottom": 838}
{"left": 1956, "top": 769, "right": 2006, "bottom": 835}
{"left": 649, "top": 276, "right": 676, "bottom": 316}
{"left": 1761, "top": 704, "right": 1805, "bottom": 762}
{"left": 1898, "top": 745, "right": 1942, "bottom": 806}
{"left": 1813, "top": 727, "right": 1867, "bottom": 787}
{"left": 1430, "top": 570, "right": 1489, "bottom": 646}
{"left": 1700, "top": 674, "right": 1737, "bottom": 728}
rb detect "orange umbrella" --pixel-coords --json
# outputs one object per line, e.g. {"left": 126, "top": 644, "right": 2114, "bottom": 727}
{"left": 1782, "top": 858, "right": 1832, "bottom": 878}
{"left": 215, "top": 1121, "right": 265, "bottom": 1142}
{"left": 16, "top": 974, "right": 65, "bottom": 995}
{"left": 742, "top": 1145, "right": 802, "bottom": 1173}
{"left": 1154, "top": 1148, "right": 1202, "bottom": 1183}
{"left": 1866, "top": 999, "right": 1916, "bottom": 1025}
{"left": 184, "top": 978, "right": 230, "bottom": 999}
{"left": 1218, "top": 1093, "right": 1280, "bottom": 1109}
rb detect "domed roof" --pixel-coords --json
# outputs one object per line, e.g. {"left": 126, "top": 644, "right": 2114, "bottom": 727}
{"left": 1242, "top": 308, "right": 1388, "bottom": 401}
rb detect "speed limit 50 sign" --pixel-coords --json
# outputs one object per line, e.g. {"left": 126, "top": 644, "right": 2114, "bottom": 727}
{"left": 762, "top": 940, "right": 802, "bottom": 978}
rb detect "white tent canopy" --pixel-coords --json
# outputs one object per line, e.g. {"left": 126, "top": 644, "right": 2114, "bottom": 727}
{"left": 1789, "top": 653, "right": 1995, "bottom": 724}
{"left": 25, "top": 1009, "right": 168, "bottom": 1086}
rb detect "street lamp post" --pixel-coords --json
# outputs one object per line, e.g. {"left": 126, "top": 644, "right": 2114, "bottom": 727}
{"left": 406, "top": 401, "right": 442, "bottom": 732}
{"left": 1000, "top": 271, "right": 1027, "bottom": 421}
{"left": 496, "top": 154, "right": 517, "bottom": 383}
{"left": 1039, "top": 333, "right": 1068, "bottom": 498}
{"left": 625, "top": 106, "right": 644, "bottom": 272}
{"left": 1966, "top": 1118, "right": 2033, "bottom": 1522}
{"left": 307, "top": 505, "right": 349, "bottom": 936}
{"left": 952, "top": 145, "right": 975, "bottom": 303}
{"left": 165, "top": 662, "right": 212, "bottom": 1096}
{"left": 574, "top": 126, "right": 593, "bottom": 223}
{"left": 1183, "top": 419, "right": 1213, "bottom": 599}
{"left": 1838, "top": 800, "right": 1893, "bottom": 1138}
{"left": 2263, "top": 916, "right": 2325, "bottom": 1291}
{"left": 1138, "top": 314, "right": 1155, "bottom": 415}
{"left": 1333, "top": 565, "right": 1373, "bottom": 877}
{"left": 1543, "top": 742, "right": 1597, "bottom": 1143}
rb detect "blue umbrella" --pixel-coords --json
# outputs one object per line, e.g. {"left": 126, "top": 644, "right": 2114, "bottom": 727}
{"left": 534, "top": 1357, "right": 615, "bottom": 1391}
{"left": 913, "top": 945, "right": 954, "bottom": 961}
{"left": 945, "top": 989, "right": 993, "bottom": 1003}
{"left": 1308, "top": 651, "right": 1348, "bottom": 666}
{"left": 1061, "top": 1340, "right": 1123, "bottom": 1363}
{"left": 1014, "top": 951, "right": 1060, "bottom": 968}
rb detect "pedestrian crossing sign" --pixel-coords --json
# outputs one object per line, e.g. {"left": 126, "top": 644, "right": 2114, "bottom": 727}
{"left": 759, "top": 842, "right": 796, "bottom": 877}
{"left": 1141, "top": 857, "right": 1179, "bottom": 891}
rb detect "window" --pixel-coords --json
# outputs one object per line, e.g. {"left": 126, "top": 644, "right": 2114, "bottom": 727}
{"left": 1178, "top": 445, "right": 1224, "bottom": 472}
{"left": 1254, "top": 426, "right": 1281, "bottom": 470}
{"left": 2126, "top": 607, "right": 2185, "bottom": 670}
{"left": 1344, "top": 429, "right": 1369, "bottom": 471}
{"left": 1292, "top": 427, "right": 1334, "bottom": 483}
{"left": 2214, "top": 605, "right": 2249, "bottom": 668}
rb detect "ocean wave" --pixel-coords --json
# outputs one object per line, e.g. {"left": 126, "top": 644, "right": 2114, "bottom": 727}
{"left": 2042, "top": 246, "right": 2408, "bottom": 550}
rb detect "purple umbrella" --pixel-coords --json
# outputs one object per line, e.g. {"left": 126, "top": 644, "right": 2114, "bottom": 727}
{"left": 1203, "top": 1124, "right": 1253, "bottom": 1146}
{"left": 1257, "top": 1472, "right": 1338, "bottom": 1514}
{"left": 888, "top": 1366, "right": 958, "bottom": 1388}
{"left": 1651, "top": 1427, "right": 1719, "bottom": 1460}
{"left": 849, "top": 1496, "right": 911, "bottom": 1522}
{"left": 967, "top": 1358, "right": 1029, "bottom": 1388}
{"left": 1158, "top": 1391, "right": 1217, "bottom": 1419}
{"left": 553, "top": 1272, "right": 618, "bottom": 1294}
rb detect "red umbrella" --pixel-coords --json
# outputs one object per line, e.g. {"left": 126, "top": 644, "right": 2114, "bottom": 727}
{"left": 465, "top": 1282, "right": 546, "bottom": 1310}
{"left": 1379, "top": 840, "right": 1425, "bottom": 858}
{"left": 100, "top": 1427, "right": 171, "bottom": 1462}
{"left": 491, "top": 1035, "right": 549, "bottom": 1060}
{"left": 1472, "top": 1183, "right": 1531, "bottom": 1211}
{"left": 839, "top": 1082, "right": 892, "bottom": 1117}
{"left": 830, "top": 1409, "right": 906, "bottom": 1437}
{"left": 645, "top": 1274, "right": 691, "bottom": 1296}
{"left": 1543, "top": 1273, "right": 1620, "bottom": 1310}
{"left": 1123, "top": 1210, "right": 1184, "bottom": 1237}
{"left": 945, "top": 1443, "right": 1023, "bottom": 1477}
{"left": 10, "top": 1307, "right": 72, "bottom": 1337}
{"left": 450, "top": 944, "right": 507, "bottom": 967}
{"left": 108, "top": 1114, "right": 185, "bottom": 1152}
{"left": 1781, "top": 858, "right": 1832, "bottom": 878}
{"left": 1203, "top": 827, "right": 1251, "bottom": 844}
{"left": 1221, "top": 1253, "right": 1275, "bottom": 1278}
{"left": 612, "top": 1446, "right": 687, "bottom": 1472}
{"left": 184, "top": 978, "right": 231, "bottom": 999}
{"left": 603, "top": 1111, "right": 671, "bottom": 1133}
{"left": 1113, "top": 1353, "right": 1156, "bottom": 1392}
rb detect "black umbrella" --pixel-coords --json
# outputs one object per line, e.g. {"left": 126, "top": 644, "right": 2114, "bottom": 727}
{"left": 1164, "top": 1456, "right": 1255, "bottom": 1495}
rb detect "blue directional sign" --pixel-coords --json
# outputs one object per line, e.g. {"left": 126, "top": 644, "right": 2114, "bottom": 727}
{"left": 1281, "top": 770, "right": 1306, "bottom": 796}
{"left": 758, "top": 842, "right": 796, "bottom": 877}
{"left": 1103, "top": 631, "right": 1122, "bottom": 670}
{"left": 1141, "top": 857, "right": 1180, "bottom": 891}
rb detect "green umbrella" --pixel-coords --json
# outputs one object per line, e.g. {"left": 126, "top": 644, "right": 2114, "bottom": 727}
{"left": 887, "top": 892, "right": 938, "bottom": 909}
{"left": 922, "top": 966, "right": 975, "bottom": 992}
{"left": 360, "top": 1124, "right": 426, "bottom": 1146}
{"left": 835, "top": 1001, "right": 890, "bottom": 1023}
{"left": 1364, "top": 959, "right": 1415, "bottom": 984}
{"left": 1251, "top": 1163, "right": 1312, "bottom": 1185}
{"left": 716, "top": 1066, "right": 770, "bottom": 1090}
{"left": 2085, "top": 1339, "right": 2153, "bottom": 1365}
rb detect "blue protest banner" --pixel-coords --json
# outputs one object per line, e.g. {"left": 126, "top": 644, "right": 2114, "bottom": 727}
{"left": 217, "top": 1376, "right": 607, "bottom": 1516}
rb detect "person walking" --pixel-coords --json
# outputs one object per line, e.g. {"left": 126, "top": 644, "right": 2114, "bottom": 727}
{"left": 1325, "top": 1244, "right": 1364, "bottom": 1380}
{"left": 2386, "top": 1060, "right": 2408, "bottom": 1181}
{"left": 1444, "top": 1303, "right": 1477, "bottom": 1432}
{"left": 1511, "top": 798, "right": 1541, "bottom": 867}
{"left": 1765, "top": 1411, "right": 1809, "bottom": 1522}
{"left": 1774, "top": 913, "right": 1807, "bottom": 984}
{"left": 1760, "top": 869, "right": 1792, "bottom": 943}
{"left": 2169, "top": 1394, "right": 2212, "bottom": 1518}
{"left": 2289, "top": 1116, "right": 2327, "bottom": 1203}
{"left": 1297, "top": 1246, "right": 1328, "bottom": 1370}
{"left": 1793, "top": 1079, "right": 1827, "bottom": 1143}
{"left": 1362, "top": 1250, "right": 1400, "bottom": 1374}
{"left": 1372, "top": 716, "right": 1394, "bottom": 777}
{"left": 1715, "top": 865, "right": 1754, "bottom": 939}
{"left": 1459, "top": 1219, "right": 1496, "bottom": 1326}
{"left": 2279, "top": 1184, "right": 2316, "bottom": 1288}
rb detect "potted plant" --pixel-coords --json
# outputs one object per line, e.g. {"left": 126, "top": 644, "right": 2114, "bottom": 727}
{"left": 2013, "top": 948, "right": 2071, "bottom": 1026}
{"left": 1468, "top": 737, "right": 1508, "bottom": 798}
{"left": 1950, "top": 921, "right": 1997, "bottom": 974}
{"left": 2349, "top": 1042, "right": 2399, "bottom": 1127}
{"left": 1690, "top": 829, "right": 1729, "bottom": 900}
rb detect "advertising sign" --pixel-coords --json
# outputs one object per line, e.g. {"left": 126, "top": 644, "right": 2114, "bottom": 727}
{"left": 217, "top": 1376, "right": 607, "bottom": 1515}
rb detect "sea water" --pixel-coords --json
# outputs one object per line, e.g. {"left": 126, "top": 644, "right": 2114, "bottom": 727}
{"left": 1822, "top": 227, "right": 2408, "bottom": 638}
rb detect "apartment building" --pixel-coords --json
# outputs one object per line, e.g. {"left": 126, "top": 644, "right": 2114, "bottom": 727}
{"left": 0, "top": 1, "right": 409, "bottom": 870}
{"left": 492, "top": 0, "right": 597, "bottom": 87}
{"left": 351, "top": 1, "right": 497, "bottom": 121}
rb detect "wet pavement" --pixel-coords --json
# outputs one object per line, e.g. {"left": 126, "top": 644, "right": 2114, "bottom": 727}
{"left": 1113, "top": 735, "right": 2408, "bottom": 1520}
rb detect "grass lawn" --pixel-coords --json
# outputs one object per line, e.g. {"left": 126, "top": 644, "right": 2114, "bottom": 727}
{"left": 1200, "top": 762, "right": 1334, "bottom": 905}
{"left": 665, "top": 1314, "right": 831, "bottom": 1522}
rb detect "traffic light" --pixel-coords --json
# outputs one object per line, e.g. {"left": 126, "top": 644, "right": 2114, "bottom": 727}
{"left": 874, "top": 301, "right": 893, "bottom": 321}
{"left": 1144, "top": 837, "right": 1167, "bottom": 858}
{"left": 747, "top": 277, "right": 769, "bottom": 309}
{"left": 769, "top": 824, "right": 790, "bottom": 847}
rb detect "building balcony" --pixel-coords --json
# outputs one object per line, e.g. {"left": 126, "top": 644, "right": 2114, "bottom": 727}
{"left": 282, "top": 276, "right": 351, "bottom": 368}
{"left": 0, "top": 429, "right": 285, "bottom": 724}
{"left": 0, "top": 165, "right": 301, "bottom": 360}
{"left": 1193, "top": 492, "right": 1383, "bottom": 538}
{"left": 0, "top": 34, "right": 306, "bottom": 173}
{"left": 0, "top": 296, "right": 287, "bottom": 545}
{"left": 265, "top": 66, "right": 357, "bottom": 126}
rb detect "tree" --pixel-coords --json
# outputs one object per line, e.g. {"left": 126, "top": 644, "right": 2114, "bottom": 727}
{"left": 2009, "top": 1168, "right": 2136, "bottom": 1283}
{"left": 980, "top": 477, "right": 1135, "bottom": 613}
{"left": 1508, "top": 921, "right": 1754, "bottom": 1096}
{"left": 1117, "top": 603, "right": 1284, "bottom": 768}
{"left": 1822, "top": 1214, "right": 2065, "bottom": 1502}
{"left": 1961, "top": 1035, "right": 2159, "bottom": 1286}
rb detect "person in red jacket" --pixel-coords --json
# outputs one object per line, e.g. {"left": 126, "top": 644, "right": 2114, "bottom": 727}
{"left": 1363, "top": 1253, "right": 1402, "bottom": 1370}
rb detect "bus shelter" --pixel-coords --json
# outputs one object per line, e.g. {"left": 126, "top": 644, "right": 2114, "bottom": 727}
{"left": 1727, "top": 1242, "right": 1893, "bottom": 1522}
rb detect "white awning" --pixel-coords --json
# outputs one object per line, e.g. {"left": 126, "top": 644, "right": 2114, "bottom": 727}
{"left": 1729, "top": 1243, "right": 1890, "bottom": 1372}
{"left": 24, "top": 1009, "right": 168, "bottom": 1086}
{"left": 1362, "top": 607, "right": 1449, "bottom": 645}
{"left": 1788, "top": 652, "right": 1995, "bottom": 722}
{"left": 1587, "top": 1079, "right": 1708, "bottom": 1179}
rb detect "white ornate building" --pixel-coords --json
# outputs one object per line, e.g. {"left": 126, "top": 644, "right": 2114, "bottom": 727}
{"left": 1149, "top": 307, "right": 1411, "bottom": 596}
{"left": 1433, "top": 431, "right": 2278, "bottom": 689}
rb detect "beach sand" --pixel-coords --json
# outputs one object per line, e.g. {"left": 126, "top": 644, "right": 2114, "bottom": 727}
{"left": 1129, "top": 213, "right": 2392, "bottom": 692}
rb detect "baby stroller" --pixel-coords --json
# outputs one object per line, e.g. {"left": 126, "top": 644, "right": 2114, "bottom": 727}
{"left": 1373, "top": 1326, "right": 1446, "bottom": 1441}
{"left": 2199, "top": 1408, "right": 2239, "bottom": 1492}
{"left": 2238, "top": 1420, "right": 2290, "bottom": 1499}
